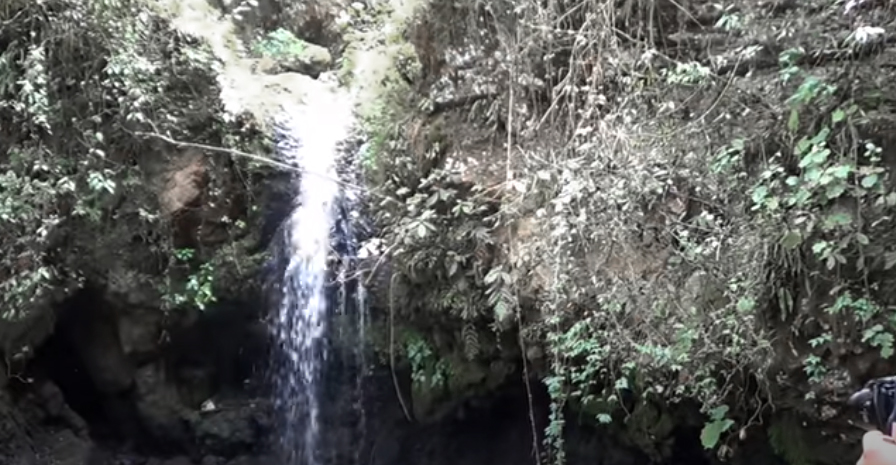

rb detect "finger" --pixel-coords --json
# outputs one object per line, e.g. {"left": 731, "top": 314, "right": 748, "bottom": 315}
{"left": 862, "top": 431, "right": 896, "bottom": 465}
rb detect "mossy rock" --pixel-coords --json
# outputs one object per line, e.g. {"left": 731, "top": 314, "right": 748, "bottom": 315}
{"left": 253, "top": 29, "right": 332, "bottom": 78}
{"left": 410, "top": 352, "right": 515, "bottom": 422}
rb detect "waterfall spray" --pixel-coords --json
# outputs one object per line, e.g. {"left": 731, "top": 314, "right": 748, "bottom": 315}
{"left": 266, "top": 89, "right": 369, "bottom": 465}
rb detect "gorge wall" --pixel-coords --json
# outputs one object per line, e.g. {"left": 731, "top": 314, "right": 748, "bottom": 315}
{"left": 350, "top": 0, "right": 896, "bottom": 464}
{"left": 0, "top": 0, "right": 893, "bottom": 464}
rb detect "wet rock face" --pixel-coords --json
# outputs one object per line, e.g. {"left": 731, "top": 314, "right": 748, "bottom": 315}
{"left": 192, "top": 401, "right": 274, "bottom": 457}
{"left": 13, "top": 430, "right": 92, "bottom": 465}
{"left": 0, "top": 288, "right": 274, "bottom": 465}
{"left": 345, "top": 370, "right": 653, "bottom": 465}
{"left": 60, "top": 290, "right": 136, "bottom": 395}
{"left": 315, "top": 364, "right": 851, "bottom": 465}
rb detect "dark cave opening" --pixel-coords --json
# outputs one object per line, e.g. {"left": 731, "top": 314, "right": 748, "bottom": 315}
{"left": 35, "top": 329, "right": 105, "bottom": 432}
{"left": 28, "top": 288, "right": 146, "bottom": 448}
{"left": 664, "top": 426, "right": 712, "bottom": 465}
{"left": 163, "top": 297, "right": 272, "bottom": 401}
{"left": 23, "top": 288, "right": 274, "bottom": 458}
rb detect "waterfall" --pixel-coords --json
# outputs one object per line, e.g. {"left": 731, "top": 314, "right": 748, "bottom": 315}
{"left": 267, "top": 91, "right": 368, "bottom": 465}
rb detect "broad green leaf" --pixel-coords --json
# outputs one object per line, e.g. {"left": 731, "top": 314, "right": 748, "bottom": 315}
{"left": 831, "top": 108, "right": 846, "bottom": 123}
{"left": 825, "top": 184, "right": 846, "bottom": 199}
{"left": 830, "top": 164, "right": 851, "bottom": 178}
{"left": 811, "top": 127, "right": 831, "bottom": 145}
{"left": 701, "top": 418, "right": 734, "bottom": 449}
{"left": 709, "top": 405, "right": 729, "bottom": 420}
{"left": 823, "top": 212, "right": 851, "bottom": 229}
{"left": 736, "top": 297, "right": 756, "bottom": 312}
{"left": 884, "top": 252, "right": 896, "bottom": 270}
{"left": 795, "top": 137, "right": 810, "bottom": 154}
{"left": 781, "top": 230, "right": 803, "bottom": 249}
{"left": 788, "top": 109, "right": 800, "bottom": 132}
{"left": 862, "top": 174, "right": 879, "bottom": 189}
{"left": 751, "top": 185, "right": 768, "bottom": 205}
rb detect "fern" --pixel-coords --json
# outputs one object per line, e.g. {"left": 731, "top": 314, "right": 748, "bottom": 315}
{"left": 462, "top": 323, "right": 480, "bottom": 360}
{"left": 484, "top": 265, "right": 517, "bottom": 326}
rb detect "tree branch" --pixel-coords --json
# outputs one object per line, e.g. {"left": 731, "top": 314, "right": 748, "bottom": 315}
{"left": 134, "top": 130, "right": 300, "bottom": 173}
{"left": 133, "top": 130, "right": 402, "bottom": 204}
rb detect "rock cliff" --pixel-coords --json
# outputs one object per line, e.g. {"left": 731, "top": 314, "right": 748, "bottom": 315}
{"left": 0, "top": 0, "right": 332, "bottom": 463}
{"left": 2, "top": 0, "right": 895, "bottom": 464}
{"left": 352, "top": 0, "right": 896, "bottom": 463}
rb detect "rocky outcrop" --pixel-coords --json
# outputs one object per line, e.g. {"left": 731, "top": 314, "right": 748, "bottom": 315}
{"left": 345, "top": 0, "right": 896, "bottom": 462}
{"left": 213, "top": 0, "right": 352, "bottom": 55}
{"left": 0, "top": 0, "right": 341, "bottom": 463}
{"left": 0, "top": 289, "right": 275, "bottom": 465}
{"left": 0, "top": 138, "right": 279, "bottom": 460}
{"left": 255, "top": 42, "right": 333, "bottom": 79}
{"left": 315, "top": 363, "right": 851, "bottom": 465}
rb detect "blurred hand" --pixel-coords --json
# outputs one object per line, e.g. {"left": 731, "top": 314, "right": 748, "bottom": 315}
{"left": 859, "top": 431, "right": 896, "bottom": 465}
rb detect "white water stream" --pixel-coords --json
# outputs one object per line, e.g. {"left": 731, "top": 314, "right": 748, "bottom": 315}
{"left": 153, "top": 1, "right": 381, "bottom": 462}
{"left": 269, "top": 89, "right": 360, "bottom": 465}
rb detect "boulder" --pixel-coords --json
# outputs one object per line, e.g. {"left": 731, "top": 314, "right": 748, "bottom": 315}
{"left": 33, "top": 380, "right": 89, "bottom": 437}
{"left": 29, "top": 430, "right": 91, "bottom": 465}
{"left": 278, "top": 42, "right": 332, "bottom": 78}
{"left": 134, "top": 363, "right": 192, "bottom": 448}
{"left": 256, "top": 42, "right": 332, "bottom": 78}
{"left": 191, "top": 400, "right": 273, "bottom": 457}
{"left": 157, "top": 150, "right": 207, "bottom": 218}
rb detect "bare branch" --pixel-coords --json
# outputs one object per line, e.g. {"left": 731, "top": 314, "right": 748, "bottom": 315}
{"left": 133, "top": 130, "right": 300, "bottom": 173}
{"left": 133, "top": 130, "right": 400, "bottom": 204}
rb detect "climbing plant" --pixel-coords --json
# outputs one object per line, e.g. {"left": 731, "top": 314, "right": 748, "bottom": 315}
{"left": 353, "top": 0, "right": 896, "bottom": 462}
{"left": 0, "top": 0, "right": 267, "bottom": 329}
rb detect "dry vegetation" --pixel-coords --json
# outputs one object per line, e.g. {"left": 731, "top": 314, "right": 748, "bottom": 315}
{"left": 357, "top": 0, "right": 896, "bottom": 460}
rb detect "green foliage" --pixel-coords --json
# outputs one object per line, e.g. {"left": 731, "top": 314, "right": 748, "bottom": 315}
{"left": 0, "top": 0, "right": 260, "bottom": 323}
{"left": 251, "top": 28, "right": 308, "bottom": 59}
{"left": 356, "top": 0, "right": 773, "bottom": 460}
{"left": 356, "top": 0, "right": 896, "bottom": 463}
{"left": 664, "top": 62, "right": 712, "bottom": 86}
{"left": 700, "top": 405, "right": 734, "bottom": 450}
{"left": 484, "top": 265, "right": 516, "bottom": 327}
{"left": 739, "top": 49, "right": 896, "bottom": 397}
{"left": 821, "top": 292, "right": 895, "bottom": 360}
{"left": 405, "top": 332, "right": 451, "bottom": 390}
{"left": 358, "top": 56, "right": 500, "bottom": 332}
{"left": 164, "top": 248, "right": 218, "bottom": 311}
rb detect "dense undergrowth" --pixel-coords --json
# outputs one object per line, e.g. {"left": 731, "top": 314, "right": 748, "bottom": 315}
{"left": 0, "top": 0, "right": 271, "bottom": 352}
{"left": 354, "top": 0, "right": 896, "bottom": 461}
{"left": 3, "top": 0, "right": 896, "bottom": 461}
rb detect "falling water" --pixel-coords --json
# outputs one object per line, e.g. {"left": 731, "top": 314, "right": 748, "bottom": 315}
{"left": 267, "top": 89, "right": 368, "bottom": 465}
